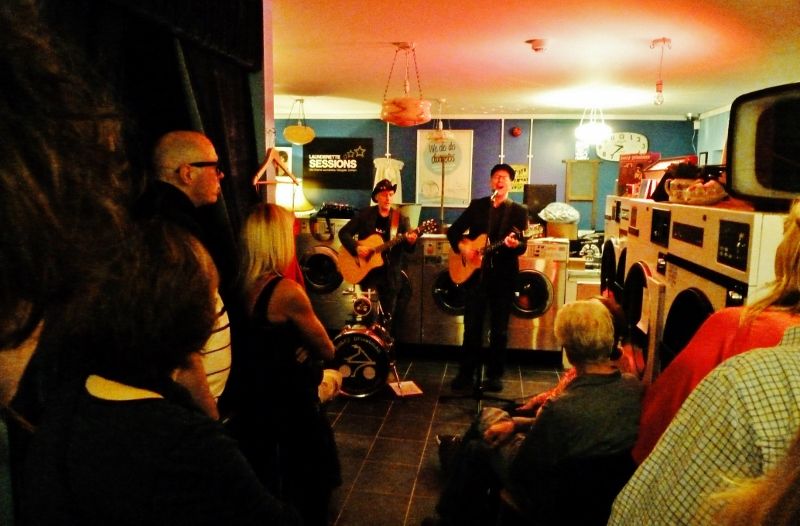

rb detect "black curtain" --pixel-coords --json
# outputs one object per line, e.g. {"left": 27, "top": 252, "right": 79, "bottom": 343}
{"left": 38, "top": 0, "right": 263, "bottom": 233}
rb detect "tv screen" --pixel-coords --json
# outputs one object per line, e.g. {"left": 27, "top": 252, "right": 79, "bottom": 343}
{"left": 727, "top": 83, "right": 800, "bottom": 206}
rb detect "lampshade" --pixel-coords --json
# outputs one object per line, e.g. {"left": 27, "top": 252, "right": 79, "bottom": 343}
{"left": 380, "top": 42, "right": 432, "bottom": 127}
{"left": 283, "top": 99, "right": 316, "bottom": 145}
{"left": 275, "top": 175, "right": 315, "bottom": 215}
{"left": 283, "top": 125, "right": 315, "bottom": 145}
{"left": 574, "top": 107, "right": 612, "bottom": 145}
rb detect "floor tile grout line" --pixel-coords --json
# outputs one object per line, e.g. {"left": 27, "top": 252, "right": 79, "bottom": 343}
{"left": 401, "top": 361, "right": 452, "bottom": 526}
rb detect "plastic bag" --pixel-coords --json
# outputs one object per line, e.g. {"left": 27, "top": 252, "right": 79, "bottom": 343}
{"left": 538, "top": 202, "right": 580, "bottom": 223}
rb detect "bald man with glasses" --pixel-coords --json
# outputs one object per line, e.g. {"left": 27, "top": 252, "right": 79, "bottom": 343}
{"left": 134, "top": 130, "right": 235, "bottom": 420}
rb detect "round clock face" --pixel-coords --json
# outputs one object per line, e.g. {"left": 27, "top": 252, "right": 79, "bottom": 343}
{"left": 595, "top": 132, "right": 649, "bottom": 161}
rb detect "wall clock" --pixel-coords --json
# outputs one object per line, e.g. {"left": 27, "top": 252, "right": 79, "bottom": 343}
{"left": 595, "top": 132, "right": 649, "bottom": 161}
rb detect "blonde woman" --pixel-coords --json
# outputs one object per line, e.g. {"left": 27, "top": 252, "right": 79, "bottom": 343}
{"left": 228, "top": 203, "right": 340, "bottom": 526}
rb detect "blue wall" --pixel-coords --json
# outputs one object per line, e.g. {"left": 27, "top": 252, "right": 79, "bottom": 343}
{"left": 280, "top": 117, "right": 696, "bottom": 231}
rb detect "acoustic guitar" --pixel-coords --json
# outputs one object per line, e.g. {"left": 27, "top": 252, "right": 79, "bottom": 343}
{"left": 448, "top": 227, "right": 533, "bottom": 284}
{"left": 340, "top": 219, "right": 438, "bottom": 284}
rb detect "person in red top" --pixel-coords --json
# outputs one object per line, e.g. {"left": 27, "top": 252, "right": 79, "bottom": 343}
{"left": 632, "top": 199, "right": 800, "bottom": 464}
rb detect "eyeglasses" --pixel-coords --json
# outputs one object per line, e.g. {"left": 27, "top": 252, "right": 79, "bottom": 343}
{"left": 185, "top": 161, "right": 222, "bottom": 176}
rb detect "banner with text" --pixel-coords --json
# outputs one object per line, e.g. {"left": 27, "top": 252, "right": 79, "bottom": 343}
{"left": 303, "top": 138, "right": 373, "bottom": 190}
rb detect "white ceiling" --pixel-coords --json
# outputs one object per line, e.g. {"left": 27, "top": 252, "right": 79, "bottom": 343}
{"left": 272, "top": 0, "right": 800, "bottom": 120}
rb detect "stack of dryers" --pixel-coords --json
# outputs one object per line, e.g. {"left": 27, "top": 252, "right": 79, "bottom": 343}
{"left": 619, "top": 198, "right": 667, "bottom": 382}
{"left": 509, "top": 238, "right": 569, "bottom": 352}
{"left": 657, "top": 203, "right": 785, "bottom": 370}
{"left": 295, "top": 217, "right": 356, "bottom": 333}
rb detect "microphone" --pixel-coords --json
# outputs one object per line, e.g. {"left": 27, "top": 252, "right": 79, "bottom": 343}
{"left": 490, "top": 189, "right": 498, "bottom": 202}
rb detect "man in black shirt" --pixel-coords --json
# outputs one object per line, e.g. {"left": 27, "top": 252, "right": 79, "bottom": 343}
{"left": 446, "top": 164, "right": 528, "bottom": 392}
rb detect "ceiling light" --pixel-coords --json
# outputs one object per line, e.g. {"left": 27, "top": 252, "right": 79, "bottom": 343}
{"left": 525, "top": 38, "right": 548, "bottom": 53}
{"left": 426, "top": 99, "right": 454, "bottom": 142}
{"left": 651, "top": 37, "right": 671, "bottom": 106}
{"left": 283, "top": 98, "right": 316, "bottom": 145}
{"left": 380, "top": 42, "right": 432, "bottom": 127}
{"left": 574, "top": 106, "right": 612, "bottom": 145}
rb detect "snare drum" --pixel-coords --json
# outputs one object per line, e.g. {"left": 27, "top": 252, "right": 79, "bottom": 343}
{"left": 333, "top": 325, "right": 390, "bottom": 397}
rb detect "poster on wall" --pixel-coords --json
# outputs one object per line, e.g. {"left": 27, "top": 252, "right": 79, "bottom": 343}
{"left": 415, "top": 130, "right": 473, "bottom": 207}
{"left": 509, "top": 163, "right": 529, "bottom": 193}
{"left": 275, "top": 146, "right": 293, "bottom": 175}
{"left": 302, "top": 138, "right": 373, "bottom": 190}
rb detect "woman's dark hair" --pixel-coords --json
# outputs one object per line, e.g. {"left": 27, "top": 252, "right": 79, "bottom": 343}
{"left": 0, "top": 1, "right": 132, "bottom": 349}
{"left": 63, "top": 222, "right": 216, "bottom": 390}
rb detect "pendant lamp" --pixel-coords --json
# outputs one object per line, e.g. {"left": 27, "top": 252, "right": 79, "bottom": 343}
{"left": 380, "top": 42, "right": 431, "bottom": 127}
{"left": 283, "top": 98, "right": 315, "bottom": 145}
{"left": 574, "top": 106, "right": 612, "bottom": 145}
{"left": 651, "top": 37, "right": 671, "bottom": 106}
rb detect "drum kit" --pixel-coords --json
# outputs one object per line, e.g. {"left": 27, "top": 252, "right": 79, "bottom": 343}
{"left": 333, "top": 288, "right": 418, "bottom": 397}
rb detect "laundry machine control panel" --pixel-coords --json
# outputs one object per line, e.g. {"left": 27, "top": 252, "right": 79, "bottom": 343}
{"left": 650, "top": 208, "right": 671, "bottom": 248}
{"left": 717, "top": 220, "right": 751, "bottom": 271}
{"left": 671, "top": 221, "right": 704, "bottom": 247}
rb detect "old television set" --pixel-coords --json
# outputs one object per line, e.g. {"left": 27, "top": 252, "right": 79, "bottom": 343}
{"left": 727, "top": 82, "right": 800, "bottom": 209}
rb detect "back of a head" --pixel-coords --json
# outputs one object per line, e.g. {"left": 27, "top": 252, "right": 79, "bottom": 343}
{"left": 0, "top": 1, "right": 131, "bottom": 349}
{"left": 152, "top": 131, "right": 211, "bottom": 181}
{"left": 555, "top": 300, "right": 615, "bottom": 366}
{"left": 64, "top": 222, "right": 216, "bottom": 390}
{"left": 240, "top": 203, "right": 296, "bottom": 291}
{"left": 748, "top": 199, "right": 800, "bottom": 316}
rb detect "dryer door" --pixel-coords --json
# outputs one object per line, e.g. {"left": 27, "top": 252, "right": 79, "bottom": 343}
{"left": 431, "top": 270, "right": 467, "bottom": 315}
{"left": 300, "top": 245, "right": 344, "bottom": 294}
{"left": 600, "top": 239, "right": 618, "bottom": 301}
{"left": 658, "top": 288, "right": 713, "bottom": 371}
{"left": 622, "top": 262, "right": 652, "bottom": 380}
{"left": 513, "top": 270, "right": 554, "bottom": 319}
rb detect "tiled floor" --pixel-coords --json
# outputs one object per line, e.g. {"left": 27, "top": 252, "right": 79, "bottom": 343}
{"left": 325, "top": 346, "right": 563, "bottom": 526}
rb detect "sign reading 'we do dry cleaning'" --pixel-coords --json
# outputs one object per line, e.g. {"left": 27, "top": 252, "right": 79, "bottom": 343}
{"left": 302, "top": 138, "right": 373, "bottom": 190}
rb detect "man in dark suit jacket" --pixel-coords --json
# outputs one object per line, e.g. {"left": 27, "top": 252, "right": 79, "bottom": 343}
{"left": 339, "top": 179, "right": 418, "bottom": 334}
{"left": 446, "top": 164, "right": 528, "bottom": 392}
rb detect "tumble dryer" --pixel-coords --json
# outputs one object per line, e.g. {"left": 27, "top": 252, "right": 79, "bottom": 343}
{"left": 657, "top": 203, "right": 786, "bottom": 370}
{"left": 420, "top": 234, "right": 466, "bottom": 346}
{"left": 296, "top": 217, "right": 355, "bottom": 333}
{"left": 601, "top": 196, "right": 630, "bottom": 304}
{"left": 507, "top": 238, "right": 569, "bottom": 352}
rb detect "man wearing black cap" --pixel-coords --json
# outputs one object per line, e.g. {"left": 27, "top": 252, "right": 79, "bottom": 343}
{"left": 339, "top": 178, "right": 418, "bottom": 333}
{"left": 446, "top": 164, "right": 528, "bottom": 392}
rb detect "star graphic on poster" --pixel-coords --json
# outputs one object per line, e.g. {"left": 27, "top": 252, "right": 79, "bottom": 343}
{"left": 353, "top": 145, "right": 366, "bottom": 157}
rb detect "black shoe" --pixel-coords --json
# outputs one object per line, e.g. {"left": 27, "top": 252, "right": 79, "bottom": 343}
{"left": 450, "top": 372, "right": 473, "bottom": 391}
{"left": 481, "top": 377, "right": 503, "bottom": 392}
{"left": 436, "top": 434, "right": 461, "bottom": 472}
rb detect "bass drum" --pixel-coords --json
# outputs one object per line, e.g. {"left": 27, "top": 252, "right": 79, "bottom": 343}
{"left": 333, "top": 325, "right": 391, "bottom": 397}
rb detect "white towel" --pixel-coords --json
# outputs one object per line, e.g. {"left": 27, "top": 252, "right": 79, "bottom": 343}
{"left": 373, "top": 157, "right": 404, "bottom": 199}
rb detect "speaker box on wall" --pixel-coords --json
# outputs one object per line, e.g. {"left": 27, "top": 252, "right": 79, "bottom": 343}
{"left": 523, "top": 184, "right": 557, "bottom": 224}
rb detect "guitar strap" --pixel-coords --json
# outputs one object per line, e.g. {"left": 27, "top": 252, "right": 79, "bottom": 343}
{"left": 390, "top": 208, "right": 400, "bottom": 239}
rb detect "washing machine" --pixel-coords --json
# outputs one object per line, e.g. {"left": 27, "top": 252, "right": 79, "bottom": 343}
{"left": 419, "top": 234, "right": 466, "bottom": 346}
{"left": 601, "top": 196, "right": 630, "bottom": 304}
{"left": 507, "top": 238, "right": 569, "bottom": 352}
{"left": 296, "top": 217, "right": 356, "bottom": 332}
{"left": 394, "top": 245, "right": 423, "bottom": 345}
{"left": 656, "top": 203, "right": 786, "bottom": 371}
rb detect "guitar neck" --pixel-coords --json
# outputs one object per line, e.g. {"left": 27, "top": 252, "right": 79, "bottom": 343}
{"left": 373, "top": 229, "right": 414, "bottom": 253}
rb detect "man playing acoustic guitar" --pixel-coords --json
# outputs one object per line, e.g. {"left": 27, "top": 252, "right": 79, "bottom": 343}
{"left": 446, "top": 164, "right": 528, "bottom": 392}
{"left": 339, "top": 179, "right": 419, "bottom": 335}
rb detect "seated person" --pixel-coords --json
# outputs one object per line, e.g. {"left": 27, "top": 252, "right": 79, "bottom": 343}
{"left": 515, "top": 295, "right": 637, "bottom": 416}
{"left": 609, "top": 325, "right": 800, "bottom": 525}
{"left": 427, "top": 300, "right": 643, "bottom": 526}
{"left": 20, "top": 222, "right": 300, "bottom": 525}
{"left": 632, "top": 198, "right": 800, "bottom": 464}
